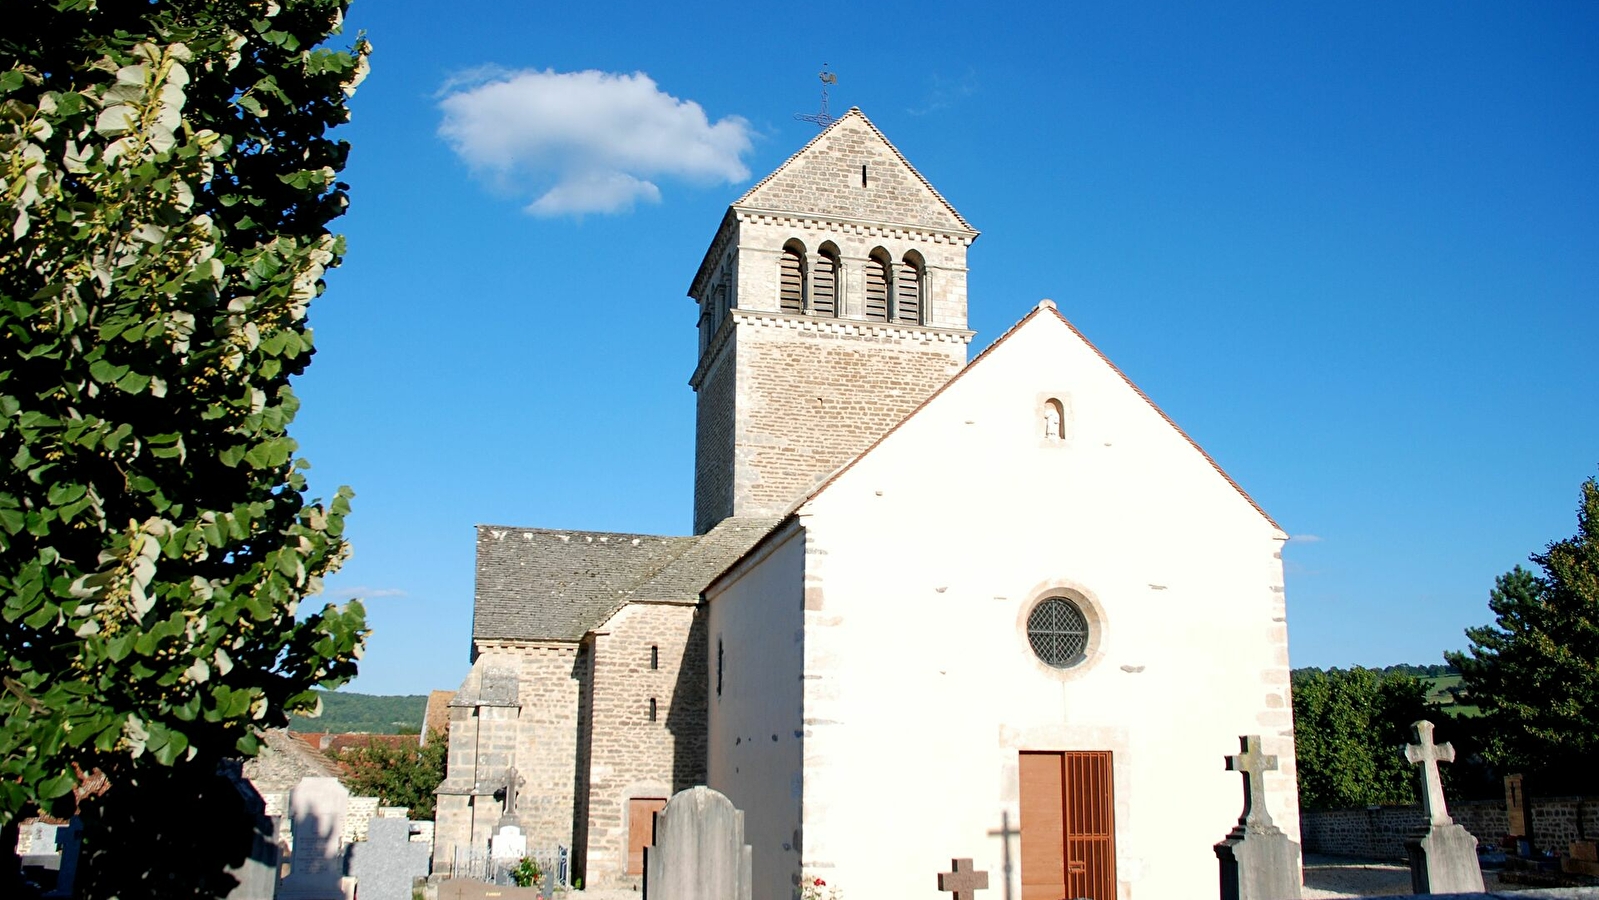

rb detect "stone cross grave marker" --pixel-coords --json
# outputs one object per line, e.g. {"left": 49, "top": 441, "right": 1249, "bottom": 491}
{"left": 497, "top": 766, "right": 522, "bottom": 827}
{"left": 349, "top": 818, "right": 430, "bottom": 900}
{"left": 937, "top": 858, "right": 990, "bottom": 900}
{"left": 279, "top": 776, "right": 351, "bottom": 900}
{"left": 1405, "top": 720, "right": 1456, "bottom": 827}
{"left": 643, "top": 786, "right": 752, "bottom": 900}
{"left": 1226, "top": 734, "right": 1278, "bottom": 829}
{"left": 1403, "top": 719, "right": 1484, "bottom": 893}
{"left": 1215, "top": 735, "right": 1301, "bottom": 900}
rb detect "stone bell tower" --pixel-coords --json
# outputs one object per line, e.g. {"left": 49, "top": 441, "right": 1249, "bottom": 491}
{"left": 688, "top": 109, "right": 979, "bottom": 534}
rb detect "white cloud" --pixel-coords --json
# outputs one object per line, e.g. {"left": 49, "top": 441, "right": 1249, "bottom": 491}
{"left": 438, "top": 69, "right": 753, "bottom": 216}
{"left": 323, "top": 586, "right": 408, "bottom": 601}
{"left": 1289, "top": 534, "right": 1325, "bottom": 544}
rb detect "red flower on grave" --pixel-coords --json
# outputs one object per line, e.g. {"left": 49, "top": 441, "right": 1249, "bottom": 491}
{"left": 814, "top": 879, "right": 826, "bottom": 886}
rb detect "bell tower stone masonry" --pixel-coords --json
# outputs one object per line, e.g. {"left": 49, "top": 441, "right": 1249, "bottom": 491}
{"left": 688, "top": 109, "right": 979, "bottom": 534}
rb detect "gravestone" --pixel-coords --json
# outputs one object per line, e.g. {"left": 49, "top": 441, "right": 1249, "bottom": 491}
{"left": 18, "top": 821, "right": 62, "bottom": 873}
{"left": 220, "top": 759, "right": 281, "bottom": 900}
{"left": 279, "top": 776, "right": 351, "bottom": 900}
{"left": 41, "top": 818, "right": 82, "bottom": 899}
{"left": 937, "top": 857, "right": 989, "bottom": 900}
{"left": 643, "top": 786, "right": 752, "bottom": 900}
{"left": 349, "top": 818, "right": 430, "bottom": 900}
{"left": 489, "top": 823, "right": 526, "bottom": 861}
{"left": 1213, "top": 735, "right": 1302, "bottom": 900}
{"left": 1505, "top": 773, "right": 1532, "bottom": 847}
{"left": 1403, "top": 720, "right": 1485, "bottom": 893}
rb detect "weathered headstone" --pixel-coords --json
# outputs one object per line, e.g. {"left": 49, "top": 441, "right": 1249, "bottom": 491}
{"left": 489, "top": 823, "right": 526, "bottom": 861}
{"left": 937, "top": 857, "right": 990, "bottom": 900}
{"left": 279, "top": 776, "right": 351, "bottom": 900}
{"left": 643, "top": 786, "right": 752, "bottom": 900}
{"left": 1403, "top": 720, "right": 1485, "bottom": 893}
{"left": 349, "top": 818, "right": 430, "bottom": 900}
{"left": 40, "top": 818, "right": 82, "bottom": 899}
{"left": 1214, "top": 735, "right": 1302, "bottom": 900}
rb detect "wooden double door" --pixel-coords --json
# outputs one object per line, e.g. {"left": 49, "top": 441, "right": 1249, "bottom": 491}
{"left": 1019, "top": 751, "right": 1116, "bottom": 900}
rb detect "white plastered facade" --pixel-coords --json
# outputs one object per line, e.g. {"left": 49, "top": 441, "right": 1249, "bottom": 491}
{"left": 705, "top": 305, "right": 1297, "bottom": 900}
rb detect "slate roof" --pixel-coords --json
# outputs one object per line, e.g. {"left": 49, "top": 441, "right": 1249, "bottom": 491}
{"left": 472, "top": 518, "right": 781, "bottom": 643}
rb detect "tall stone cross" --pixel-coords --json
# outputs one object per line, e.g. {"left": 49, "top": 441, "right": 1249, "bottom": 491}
{"left": 1405, "top": 720, "right": 1456, "bottom": 826}
{"left": 937, "top": 857, "right": 990, "bottom": 900}
{"left": 498, "top": 766, "right": 522, "bottom": 827}
{"left": 1226, "top": 735, "right": 1279, "bottom": 829}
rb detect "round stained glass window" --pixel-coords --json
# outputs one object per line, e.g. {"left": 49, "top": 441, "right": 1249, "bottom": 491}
{"left": 1027, "top": 598, "right": 1089, "bottom": 668}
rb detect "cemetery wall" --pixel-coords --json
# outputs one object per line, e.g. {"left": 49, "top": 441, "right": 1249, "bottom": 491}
{"left": 788, "top": 307, "right": 1299, "bottom": 900}
{"left": 580, "top": 601, "right": 708, "bottom": 889}
{"left": 1302, "top": 798, "right": 1599, "bottom": 858}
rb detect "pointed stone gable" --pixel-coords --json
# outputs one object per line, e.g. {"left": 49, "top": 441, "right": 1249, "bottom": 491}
{"left": 735, "top": 109, "right": 973, "bottom": 233}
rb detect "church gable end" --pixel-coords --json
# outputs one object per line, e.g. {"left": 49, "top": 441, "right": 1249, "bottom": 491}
{"left": 800, "top": 301, "right": 1281, "bottom": 534}
{"left": 734, "top": 109, "right": 972, "bottom": 232}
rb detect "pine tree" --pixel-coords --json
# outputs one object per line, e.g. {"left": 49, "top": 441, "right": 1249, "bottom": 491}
{"left": 1448, "top": 475, "right": 1599, "bottom": 781}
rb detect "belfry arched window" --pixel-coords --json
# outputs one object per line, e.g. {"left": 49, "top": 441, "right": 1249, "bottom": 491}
{"left": 864, "top": 249, "right": 891, "bottom": 322}
{"left": 812, "top": 243, "right": 841, "bottom": 317}
{"left": 893, "top": 251, "right": 924, "bottom": 325}
{"left": 779, "top": 241, "right": 806, "bottom": 314}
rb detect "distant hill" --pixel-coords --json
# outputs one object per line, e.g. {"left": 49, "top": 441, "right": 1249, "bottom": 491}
{"left": 1289, "top": 663, "right": 1478, "bottom": 717}
{"left": 289, "top": 691, "right": 427, "bottom": 734}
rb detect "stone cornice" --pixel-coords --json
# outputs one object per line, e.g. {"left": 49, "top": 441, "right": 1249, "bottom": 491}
{"left": 732, "top": 206, "right": 979, "bottom": 245}
{"left": 472, "top": 638, "right": 578, "bottom": 654}
{"left": 689, "top": 309, "right": 973, "bottom": 389}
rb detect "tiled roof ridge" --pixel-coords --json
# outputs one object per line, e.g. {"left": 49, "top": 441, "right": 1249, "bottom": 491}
{"left": 732, "top": 108, "right": 975, "bottom": 232}
{"left": 475, "top": 523, "right": 688, "bottom": 541}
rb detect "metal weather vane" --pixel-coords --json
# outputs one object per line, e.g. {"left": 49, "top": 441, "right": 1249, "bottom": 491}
{"left": 794, "top": 64, "right": 839, "bottom": 129}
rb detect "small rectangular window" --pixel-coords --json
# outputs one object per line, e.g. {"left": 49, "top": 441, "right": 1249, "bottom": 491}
{"left": 648, "top": 697, "right": 657, "bottom": 722}
{"left": 650, "top": 645, "right": 659, "bottom": 670}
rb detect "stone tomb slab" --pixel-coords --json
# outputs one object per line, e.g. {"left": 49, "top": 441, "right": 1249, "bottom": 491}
{"left": 349, "top": 818, "right": 430, "bottom": 900}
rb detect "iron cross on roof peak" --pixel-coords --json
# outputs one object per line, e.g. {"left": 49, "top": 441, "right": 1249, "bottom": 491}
{"left": 795, "top": 64, "right": 839, "bottom": 129}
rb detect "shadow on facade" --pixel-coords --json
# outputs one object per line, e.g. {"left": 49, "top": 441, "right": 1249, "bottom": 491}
{"left": 570, "top": 641, "right": 595, "bottom": 883}
{"left": 667, "top": 609, "right": 710, "bottom": 793}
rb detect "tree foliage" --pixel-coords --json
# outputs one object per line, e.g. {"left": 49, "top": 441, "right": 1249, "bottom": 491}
{"left": 1447, "top": 475, "right": 1599, "bottom": 784}
{"left": 0, "top": 0, "right": 369, "bottom": 827}
{"left": 330, "top": 731, "right": 447, "bottom": 821}
{"left": 1291, "top": 666, "right": 1438, "bottom": 810}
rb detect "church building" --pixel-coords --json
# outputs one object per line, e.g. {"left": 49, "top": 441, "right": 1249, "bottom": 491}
{"left": 434, "top": 109, "right": 1300, "bottom": 899}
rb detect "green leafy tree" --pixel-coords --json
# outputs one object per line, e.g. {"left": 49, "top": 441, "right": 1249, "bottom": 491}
{"left": 0, "top": 0, "right": 369, "bottom": 840}
{"left": 330, "top": 731, "right": 448, "bottom": 820}
{"left": 1291, "top": 666, "right": 1437, "bottom": 809}
{"left": 1447, "top": 475, "right": 1599, "bottom": 784}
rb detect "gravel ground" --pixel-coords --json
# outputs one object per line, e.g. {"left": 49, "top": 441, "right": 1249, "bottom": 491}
{"left": 1301, "top": 853, "right": 1574, "bottom": 897}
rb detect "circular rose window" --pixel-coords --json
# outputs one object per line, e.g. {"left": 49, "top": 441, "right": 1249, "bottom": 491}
{"left": 1027, "top": 597, "right": 1090, "bottom": 668}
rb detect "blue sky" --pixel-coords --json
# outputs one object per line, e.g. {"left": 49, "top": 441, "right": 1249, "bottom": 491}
{"left": 293, "top": 1, "right": 1599, "bottom": 695}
